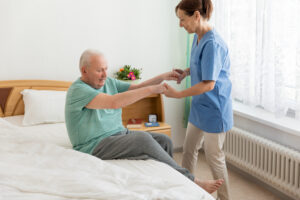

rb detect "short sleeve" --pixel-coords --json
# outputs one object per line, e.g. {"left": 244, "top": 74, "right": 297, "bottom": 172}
{"left": 114, "top": 79, "right": 131, "bottom": 93}
{"left": 66, "top": 83, "right": 99, "bottom": 112}
{"left": 201, "top": 41, "right": 225, "bottom": 81}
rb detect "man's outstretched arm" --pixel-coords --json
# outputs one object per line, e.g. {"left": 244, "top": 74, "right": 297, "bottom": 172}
{"left": 128, "top": 71, "right": 180, "bottom": 90}
{"left": 85, "top": 84, "right": 166, "bottom": 110}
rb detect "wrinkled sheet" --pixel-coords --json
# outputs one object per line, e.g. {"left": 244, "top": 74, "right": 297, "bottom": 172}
{"left": 0, "top": 118, "right": 214, "bottom": 200}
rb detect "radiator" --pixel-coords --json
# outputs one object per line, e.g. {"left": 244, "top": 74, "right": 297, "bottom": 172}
{"left": 224, "top": 127, "right": 300, "bottom": 200}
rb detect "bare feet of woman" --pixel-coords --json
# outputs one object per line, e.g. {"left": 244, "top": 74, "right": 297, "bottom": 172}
{"left": 194, "top": 178, "right": 224, "bottom": 194}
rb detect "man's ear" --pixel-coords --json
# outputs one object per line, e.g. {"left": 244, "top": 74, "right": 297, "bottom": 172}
{"left": 81, "top": 66, "right": 87, "bottom": 74}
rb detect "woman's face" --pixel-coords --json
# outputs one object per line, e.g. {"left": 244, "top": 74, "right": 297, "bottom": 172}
{"left": 176, "top": 9, "right": 198, "bottom": 33}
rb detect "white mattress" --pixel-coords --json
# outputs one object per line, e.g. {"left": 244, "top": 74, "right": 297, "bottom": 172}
{"left": 0, "top": 116, "right": 214, "bottom": 200}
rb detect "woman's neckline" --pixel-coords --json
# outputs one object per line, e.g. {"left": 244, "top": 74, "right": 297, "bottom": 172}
{"left": 196, "top": 28, "right": 214, "bottom": 46}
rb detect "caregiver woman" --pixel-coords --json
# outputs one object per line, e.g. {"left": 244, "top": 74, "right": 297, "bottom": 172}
{"left": 164, "top": 0, "right": 233, "bottom": 199}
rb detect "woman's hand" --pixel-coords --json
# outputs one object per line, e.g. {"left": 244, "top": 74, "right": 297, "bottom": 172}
{"left": 163, "top": 83, "right": 182, "bottom": 98}
{"left": 173, "top": 68, "right": 188, "bottom": 84}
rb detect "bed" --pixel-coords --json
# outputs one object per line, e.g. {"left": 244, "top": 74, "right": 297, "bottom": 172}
{"left": 0, "top": 80, "right": 214, "bottom": 200}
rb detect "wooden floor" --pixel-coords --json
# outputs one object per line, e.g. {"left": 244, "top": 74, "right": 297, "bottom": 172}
{"left": 173, "top": 151, "right": 282, "bottom": 200}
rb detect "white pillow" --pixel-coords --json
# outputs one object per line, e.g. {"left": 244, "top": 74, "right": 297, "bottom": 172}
{"left": 21, "top": 89, "right": 67, "bottom": 126}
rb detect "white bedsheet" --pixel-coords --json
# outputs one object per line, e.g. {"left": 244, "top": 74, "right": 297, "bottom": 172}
{"left": 2, "top": 115, "right": 72, "bottom": 149}
{"left": 0, "top": 117, "right": 214, "bottom": 200}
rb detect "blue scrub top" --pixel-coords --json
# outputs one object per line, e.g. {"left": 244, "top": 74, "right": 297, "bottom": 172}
{"left": 189, "top": 29, "right": 233, "bottom": 133}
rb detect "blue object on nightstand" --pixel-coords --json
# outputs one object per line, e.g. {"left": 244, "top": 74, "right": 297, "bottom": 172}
{"left": 144, "top": 122, "right": 159, "bottom": 127}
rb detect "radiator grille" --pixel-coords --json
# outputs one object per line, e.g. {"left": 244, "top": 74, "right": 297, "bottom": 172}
{"left": 224, "top": 127, "right": 300, "bottom": 200}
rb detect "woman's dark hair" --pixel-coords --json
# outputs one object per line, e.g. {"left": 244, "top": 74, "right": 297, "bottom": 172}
{"left": 175, "top": 0, "right": 213, "bottom": 20}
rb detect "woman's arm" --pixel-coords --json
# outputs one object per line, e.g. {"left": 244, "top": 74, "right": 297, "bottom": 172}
{"left": 164, "top": 80, "right": 215, "bottom": 98}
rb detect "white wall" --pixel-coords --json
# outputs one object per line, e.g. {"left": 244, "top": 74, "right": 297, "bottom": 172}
{"left": 0, "top": 0, "right": 188, "bottom": 148}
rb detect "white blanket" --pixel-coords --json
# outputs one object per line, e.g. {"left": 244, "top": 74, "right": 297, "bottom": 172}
{"left": 0, "top": 119, "right": 213, "bottom": 200}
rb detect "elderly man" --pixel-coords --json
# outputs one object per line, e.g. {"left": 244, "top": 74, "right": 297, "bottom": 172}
{"left": 65, "top": 49, "right": 223, "bottom": 193}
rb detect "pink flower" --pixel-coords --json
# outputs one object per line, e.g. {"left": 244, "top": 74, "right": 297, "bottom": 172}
{"left": 127, "top": 72, "right": 135, "bottom": 79}
{"left": 131, "top": 75, "right": 136, "bottom": 80}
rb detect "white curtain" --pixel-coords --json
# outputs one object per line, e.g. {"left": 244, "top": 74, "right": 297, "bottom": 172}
{"left": 211, "top": 0, "right": 300, "bottom": 120}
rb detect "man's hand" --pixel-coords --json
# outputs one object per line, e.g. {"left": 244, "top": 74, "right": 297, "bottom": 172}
{"left": 162, "top": 70, "right": 181, "bottom": 81}
{"left": 163, "top": 83, "right": 181, "bottom": 98}
{"left": 150, "top": 84, "right": 167, "bottom": 94}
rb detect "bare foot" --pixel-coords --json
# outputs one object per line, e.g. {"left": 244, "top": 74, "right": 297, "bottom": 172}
{"left": 194, "top": 178, "right": 224, "bottom": 194}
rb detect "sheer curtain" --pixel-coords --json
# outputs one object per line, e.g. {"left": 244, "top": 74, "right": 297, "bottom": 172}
{"left": 211, "top": 0, "right": 300, "bottom": 120}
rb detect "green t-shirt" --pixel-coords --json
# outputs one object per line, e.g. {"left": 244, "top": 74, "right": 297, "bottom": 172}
{"left": 65, "top": 77, "right": 131, "bottom": 154}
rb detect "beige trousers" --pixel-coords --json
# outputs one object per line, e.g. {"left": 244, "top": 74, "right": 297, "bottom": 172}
{"left": 182, "top": 123, "right": 230, "bottom": 200}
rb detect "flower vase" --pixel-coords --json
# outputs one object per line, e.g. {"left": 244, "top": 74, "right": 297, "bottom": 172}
{"left": 120, "top": 79, "right": 140, "bottom": 84}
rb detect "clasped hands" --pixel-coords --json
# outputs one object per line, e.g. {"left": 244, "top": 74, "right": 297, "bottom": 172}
{"left": 154, "top": 69, "right": 188, "bottom": 98}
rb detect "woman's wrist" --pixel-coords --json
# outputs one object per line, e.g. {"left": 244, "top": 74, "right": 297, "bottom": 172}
{"left": 176, "top": 91, "right": 184, "bottom": 98}
{"left": 184, "top": 68, "right": 190, "bottom": 76}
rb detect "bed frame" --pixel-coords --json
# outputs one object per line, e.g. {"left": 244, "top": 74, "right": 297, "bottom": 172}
{"left": 0, "top": 80, "right": 171, "bottom": 136}
{"left": 0, "top": 80, "right": 71, "bottom": 117}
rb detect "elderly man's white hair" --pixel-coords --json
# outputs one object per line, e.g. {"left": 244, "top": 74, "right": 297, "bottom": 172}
{"left": 79, "top": 49, "right": 103, "bottom": 71}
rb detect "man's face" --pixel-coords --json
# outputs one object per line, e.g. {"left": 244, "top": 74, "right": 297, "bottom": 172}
{"left": 82, "top": 55, "right": 108, "bottom": 89}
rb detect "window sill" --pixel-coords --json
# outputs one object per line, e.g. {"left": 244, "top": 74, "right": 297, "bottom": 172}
{"left": 233, "top": 102, "right": 300, "bottom": 137}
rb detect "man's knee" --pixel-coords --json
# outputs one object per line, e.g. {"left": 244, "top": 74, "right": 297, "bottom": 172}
{"left": 133, "top": 132, "right": 153, "bottom": 144}
{"left": 159, "top": 134, "right": 173, "bottom": 148}
{"left": 153, "top": 132, "right": 171, "bottom": 142}
{"left": 153, "top": 133, "right": 173, "bottom": 156}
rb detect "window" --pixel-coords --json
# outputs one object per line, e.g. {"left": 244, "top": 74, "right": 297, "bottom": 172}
{"left": 211, "top": 0, "right": 300, "bottom": 120}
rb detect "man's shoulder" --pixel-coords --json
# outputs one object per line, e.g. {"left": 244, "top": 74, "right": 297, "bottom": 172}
{"left": 68, "top": 78, "right": 92, "bottom": 92}
{"left": 67, "top": 78, "right": 96, "bottom": 100}
{"left": 70, "top": 78, "right": 86, "bottom": 88}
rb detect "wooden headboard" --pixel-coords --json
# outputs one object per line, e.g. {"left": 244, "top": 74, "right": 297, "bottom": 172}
{"left": 0, "top": 80, "right": 71, "bottom": 117}
{"left": 0, "top": 80, "right": 165, "bottom": 123}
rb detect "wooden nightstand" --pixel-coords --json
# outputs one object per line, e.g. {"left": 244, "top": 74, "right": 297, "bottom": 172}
{"left": 122, "top": 94, "right": 171, "bottom": 137}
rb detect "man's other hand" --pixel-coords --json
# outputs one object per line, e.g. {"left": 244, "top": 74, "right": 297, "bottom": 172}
{"left": 163, "top": 70, "right": 181, "bottom": 82}
{"left": 163, "top": 83, "right": 181, "bottom": 98}
{"left": 150, "top": 84, "right": 167, "bottom": 94}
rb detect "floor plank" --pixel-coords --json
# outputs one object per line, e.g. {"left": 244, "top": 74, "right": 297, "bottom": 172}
{"left": 173, "top": 151, "right": 281, "bottom": 200}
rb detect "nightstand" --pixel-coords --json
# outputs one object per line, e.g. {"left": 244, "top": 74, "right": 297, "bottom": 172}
{"left": 122, "top": 94, "right": 171, "bottom": 137}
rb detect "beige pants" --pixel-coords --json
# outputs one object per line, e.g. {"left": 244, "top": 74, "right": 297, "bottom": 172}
{"left": 182, "top": 123, "right": 230, "bottom": 200}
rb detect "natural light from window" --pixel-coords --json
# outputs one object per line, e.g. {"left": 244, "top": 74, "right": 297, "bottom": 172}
{"left": 212, "top": 0, "right": 300, "bottom": 122}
